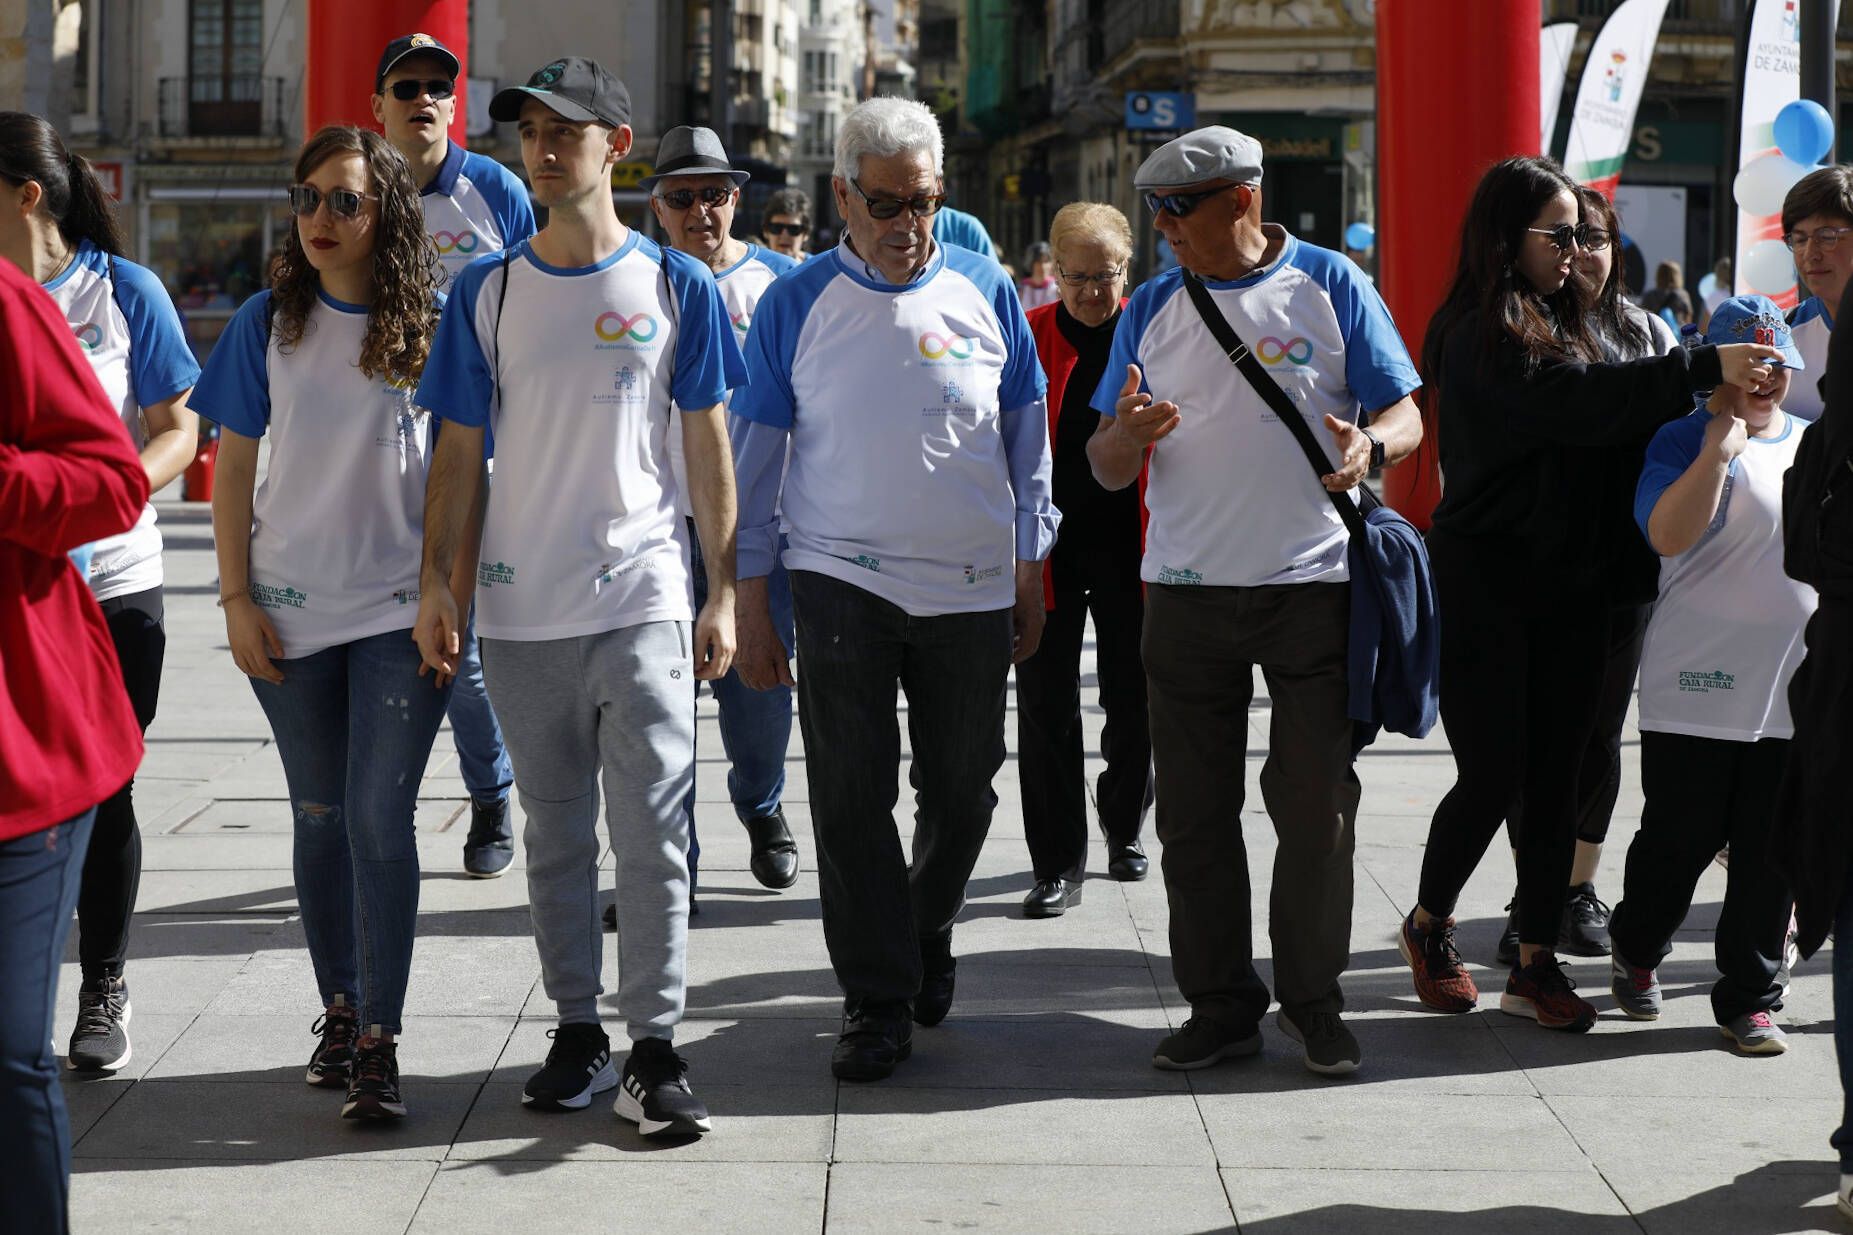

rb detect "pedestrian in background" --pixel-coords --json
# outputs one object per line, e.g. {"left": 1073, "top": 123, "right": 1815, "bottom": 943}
{"left": 1017, "top": 240, "right": 1059, "bottom": 309}
{"left": 761, "top": 186, "right": 813, "bottom": 261}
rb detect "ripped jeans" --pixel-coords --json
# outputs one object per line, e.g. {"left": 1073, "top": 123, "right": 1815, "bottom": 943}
{"left": 250, "top": 628, "right": 451, "bottom": 1033}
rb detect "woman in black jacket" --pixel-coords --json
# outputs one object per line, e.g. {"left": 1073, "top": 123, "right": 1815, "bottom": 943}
{"left": 1395, "top": 156, "right": 1780, "bottom": 1033}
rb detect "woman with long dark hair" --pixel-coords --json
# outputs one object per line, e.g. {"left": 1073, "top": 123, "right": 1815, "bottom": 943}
{"left": 0, "top": 112, "right": 200, "bottom": 1075}
{"left": 1395, "top": 156, "right": 1780, "bottom": 1032}
{"left": 194, "top": 126, "right": 455, "bottom": 1121}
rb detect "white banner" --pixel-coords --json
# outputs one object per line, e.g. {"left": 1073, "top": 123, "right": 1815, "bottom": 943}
{"left": 1563, "top": 0, "right": 1670, "bottom": 197}
{"left": 1734, "top": 0, "right": 1806, "bottom": 308}
{"left": 1541, "top": 22, "right": 1579, "bottom": 158}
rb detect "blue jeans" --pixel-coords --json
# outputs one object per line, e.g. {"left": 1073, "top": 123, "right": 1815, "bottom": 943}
{"left": 684, "top": 524, "right": 795, "bottom": 873}
{"left": 446, "top": 610, "right": 512, "bottom": 804}
{"left": 251, "top": 631, "right": 451, "bottom": 1032}
{"left": 0, "top": 810, "right": 94, "bottom": 1235}
{"left": 1834, "top": 868, "right": 1853, "bottom": 1171}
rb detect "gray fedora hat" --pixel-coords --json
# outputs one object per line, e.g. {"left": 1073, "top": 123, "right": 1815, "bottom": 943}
{"left": 639, "top": 125, "right": 750, "bottom": 191}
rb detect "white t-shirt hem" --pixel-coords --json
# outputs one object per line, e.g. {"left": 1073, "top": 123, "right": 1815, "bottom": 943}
{"left": 784, "top": 550, "right": 1014, "bottom": 616}
{"left": 272, "top": 612, "right": 419, "bottom": 662}
{"left": 1138, "top": 556, "right": 1352, "bottom": 588}
{"left": 1638, "top": 719, "right": 1795, "bottom": 743}
{"left": 476, "top": 603, "right": 695, "bottom": 643}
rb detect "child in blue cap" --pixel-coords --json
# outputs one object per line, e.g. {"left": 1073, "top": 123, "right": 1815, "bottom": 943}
{"left": 1605, "top": 294, "right": 1815, "bottom": 1053}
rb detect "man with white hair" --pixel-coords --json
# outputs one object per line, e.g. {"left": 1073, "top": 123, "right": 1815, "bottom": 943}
{"left": 730, "top": 96, "right": 1058, "bottom": 1082}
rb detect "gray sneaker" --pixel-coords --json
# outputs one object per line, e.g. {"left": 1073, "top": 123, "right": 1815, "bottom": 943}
{"left": 1719, "top": 1010, "right": 1788, "bottom": 1055}
{"left": 1276, "top": 1008, "right": 1360, "bottom": 1076}
{"left": 1609, "top": 953, "right": 1661, "bottom": 1021}
{"left": 1152, "top": 1017, "right": 1262, "bottom": 1071}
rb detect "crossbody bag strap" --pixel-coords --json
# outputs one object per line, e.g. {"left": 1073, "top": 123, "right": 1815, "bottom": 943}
{"left": 1179, "top": 268, "right": 1369, "bottom": 543}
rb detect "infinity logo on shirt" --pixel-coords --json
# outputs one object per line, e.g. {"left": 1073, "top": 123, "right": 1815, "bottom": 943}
{"left": 918, "top": 331, "right": 974, "bottom": 360}
{"left": 595, "top": 311, "right": 660, "bottom": 343}
{"left": 1255, "top": 336, "right": 1314, "bottom": 366}
{"left": 730, "top": 311, "right": 750, "bottom": 335}
{"left": 431, "top": 230, "right": 479, "bottom": 255}
{"left": 73, "top": 323, "right": 103, "bottom": 351}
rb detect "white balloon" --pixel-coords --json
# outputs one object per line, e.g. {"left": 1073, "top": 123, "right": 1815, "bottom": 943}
{"left": 1734, "top": 152, "right": 1814, "bottom": 217}
{"left": 1741, "top": 238, "right": 1796, "bottom": 295}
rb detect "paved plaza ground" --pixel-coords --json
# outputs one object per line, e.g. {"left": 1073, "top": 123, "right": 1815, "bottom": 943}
{"left": 57, "top": 497, "right": 1850, "bottom": 1233}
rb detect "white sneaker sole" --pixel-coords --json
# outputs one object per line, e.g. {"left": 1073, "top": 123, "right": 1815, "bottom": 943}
{"left": 1498, "top": 993, "right": 1595, "bottom": 1032}
{"left": 1719, "top": 1025, "right": 1788, "bottom": 1055}
{"left": 523, "top": 1059, "right": 618, "bottom": 1110}
{"left": 66, "top": 998, "right": 132, "bottom": 1072}
{"left": 1275, "top": 1011, "right": 1360, "bottom": 1076}
{"left": 614, "top": 1086, "right": 712, "bottom": 1136}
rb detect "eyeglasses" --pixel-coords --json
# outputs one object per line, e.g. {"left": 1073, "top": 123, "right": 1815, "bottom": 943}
{"left": 656, "top": 185, "right": 734, "bottom": 211}
{"left": 1527, "top": 222, "right": 1594, "bottom": 253}
{"left": 387, "top": 78, "right": 455, "bottom": 101}
{"left": 1579, "top": 228, "right": 1612, "bottom": 252}
{"left": 1143, "top": 183, "right": 1239, "bottom": 219}
{"left": 1057, "top": 265, "right": 1125, "bottom": 287}
{"left": 286, "top": 184, "right": 376, "bottom": 219}
{"left": 849, "top": 178, "right": 946, "bottom": 220}
{"left": 765, "top": 221, "right": 808, "bottom": 236}
{"left": 1782, "top": 225, "right": 1853, "bottom": 253}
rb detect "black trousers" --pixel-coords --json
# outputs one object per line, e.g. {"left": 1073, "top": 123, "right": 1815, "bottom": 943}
{"left": 1417, "top": 539, "right": 1608, "bottom": 948}
{"left": 791, "top": 571, "right": 1013, "bottom": 1006}
{"left": 80, "top": 586, "right": 164, "bottom": 981}
{"left": 1610, "top": 731, "right": 1792, "bottom": 1022}
{"left": 1014, "top": 580, "right": 1152, "bottom": 879}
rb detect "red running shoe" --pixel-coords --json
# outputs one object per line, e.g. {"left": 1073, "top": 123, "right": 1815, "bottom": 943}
{"left": 1500, "top": 952, "right": 1598, "bottom": 1032}
{"left": 1398, "top": 911, "right": 1479, "bottom": 1013}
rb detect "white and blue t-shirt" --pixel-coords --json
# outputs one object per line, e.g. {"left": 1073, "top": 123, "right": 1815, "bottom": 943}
{"left": 44, "top": 240, "right": 201, "bottom": 602}
{"left": 420, "top": 143, "right": 537, "bottom": 287}
{"left": 1091, "top": 226, "right": 1420, "bottom": 588}
{"left": 191, "top": 289, "right": 433, "bottom": 659}
{"left": 666, "top": 243, "right": 798, "bottom": 517}
{"left": 1787, "top": 295, "right": 1831, "bottom": 420}
{"left": 1633, "top": 409, "right": 1816, "bottom": 740}
{"left": 731, "top": 238, "right": 1055, "bottom": 616}
{"left": 932, "top": 206, "right": 997, "bottom": 261}
{"left": 416, "top": 232, "right": 746, "bottom": 641}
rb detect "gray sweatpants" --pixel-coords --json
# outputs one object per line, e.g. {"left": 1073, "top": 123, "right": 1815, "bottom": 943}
{"left": 480, "top": 621, "right": 693, "bottom": 1040}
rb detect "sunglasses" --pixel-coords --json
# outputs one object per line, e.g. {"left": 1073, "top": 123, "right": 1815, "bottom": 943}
{"left": 849, "top": 178, "right": 946, "bottom": 220}
{"left": 286, "top": 184, "right": 376, "bottom": 220}
{"left": 657, "top": 185, "right": 734, "bottom": 211}
{"left": 387, "top": 78, "right": 454, "bottom": 101}
{"left": 765, "top": 221, "right": 808, "bottom": 236}
{"left": 1143, "top": 183, "right": 1239, "bottom": 219}
{"left": 1526, "top": 222, "right": 1595, "bottom": 253}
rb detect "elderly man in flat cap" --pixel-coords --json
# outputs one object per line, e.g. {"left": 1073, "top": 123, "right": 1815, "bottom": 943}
{"left": 1088, "top": 125, "right": 1423, "bottom": 1077}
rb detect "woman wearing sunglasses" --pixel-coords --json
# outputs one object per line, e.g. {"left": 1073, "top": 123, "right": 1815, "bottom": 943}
{"left": 195, "top": 125, "right": 454, "bottom": 1121}
{"left": 760, "top": 187, "right": 812, "bottom": 261}
{"left": 1397, "top": 156, "right": 1783, "bottom": 1033}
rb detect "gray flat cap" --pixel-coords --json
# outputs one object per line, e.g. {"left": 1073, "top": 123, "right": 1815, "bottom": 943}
{"left": 1133, "top": 126, "right": 1263, "bottom": 191}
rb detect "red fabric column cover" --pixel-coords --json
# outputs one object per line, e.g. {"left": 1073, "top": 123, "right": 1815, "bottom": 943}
{"left": 304, "top": 1, "right": 470, "bottom": 144}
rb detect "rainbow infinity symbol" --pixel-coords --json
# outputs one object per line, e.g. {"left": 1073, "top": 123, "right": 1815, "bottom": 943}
{"left": 595, "top": 311, "right": 660, "bottom": 343}
{"left": 431, "top": 230, "right": 480, "bottom": 255}
{"left": 918, "top": 331, "right": 974, "bottom": 360}
{"left": 73, "top": 323, "right": 103, "bottom": 351}
{"left": 1255, "top": 336, "right": 1314, "bottom": 366}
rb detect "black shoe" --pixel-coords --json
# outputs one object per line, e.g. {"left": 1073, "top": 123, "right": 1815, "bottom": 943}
{"left": 523, "top": 1022, "right": 618, "bottom": 1111}
{"left": 1496, "top": 894, "right": 1521, "bottom": 968}
{"left": 1152, "top": 1016, "right": 1263, "bottom": 1071}
{"left": 1107, "top": 841, "right": 1149, "bottom": 882}
{"left": 1276, "top": 1008, "right": 1361, "bottom": 1076}
{"left": 914, "top": 934, "right": 955, "bottom": 1027}
{"left": 616, "top": 1037, "right": 712, "bottom": 1137}
{"left": 832, "top": 999, "right": 914, "bottom": 1081}
{"left": 1022, "top": 877, "right": 1083, "bottom": 918}
{"left": 305, "top": 998, "right": 359, "bottom": 1088}
{"left": 67, "top": 975, "right": 132, "bottom": 1073}
{"left": 1559, "top": 882, "right": 1612, "bottom": 957}
{"left": 745, "top": 809, "right": 800, "bottom": 889}
{"left": 341, "top": 1034, "right": 405, "bottom": 1120}
{"left": 688, "top": 857, "right": 700, "bottom": 918}
{"left": 462, "top": 797, "right": 514, "bottom": 879}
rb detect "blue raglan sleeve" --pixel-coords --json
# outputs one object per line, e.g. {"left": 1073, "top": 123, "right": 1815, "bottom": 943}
{"left": 1091, "top": 281, "right": 1160, "bottom": 415}
{"left": 479, "top": 155, "right": 537, "bottom": 249}
{"left": 1634, "top": 413, "right": 1709, "bottom": 543}
{"left": 189, "top": 291, "right": 272, "bottom": 437}
{"left": 665, "top": 248, "right": 747, "bottom": 411}
{"left": 970, "top": 259, "right": 1057, "bottom": 559}
{"left": 415, "top": 254, "right": 499, "bottom": 429}
{"left": 729, "top": 273, "right": 806, "bottom": 431}
{"left": 113, "top": 258, "right": 201, "bottom": 406}
{"left": 1316, "top": 249, "right": 1421, "bottom": 413}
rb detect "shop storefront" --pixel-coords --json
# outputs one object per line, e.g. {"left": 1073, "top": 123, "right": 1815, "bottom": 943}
{"left": 135, "top": 166, "right": 295, "bottom": 362}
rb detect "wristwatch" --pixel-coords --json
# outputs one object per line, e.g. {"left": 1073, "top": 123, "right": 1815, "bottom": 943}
{"left": 1360, "top": 426, "right": 1385, "bottom": 470}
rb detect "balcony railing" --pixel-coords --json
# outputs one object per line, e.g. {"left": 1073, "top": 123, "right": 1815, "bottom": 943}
{"left": 1099, "top": 0, "right": 1181, "bottom": 69}
{"left": 158, "top": 76, "right": 288, "bottom": 140}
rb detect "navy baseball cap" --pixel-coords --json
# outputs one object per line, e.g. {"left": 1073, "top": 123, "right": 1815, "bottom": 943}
{"left": 490, "top": 57, "right": 631, "bottom": 128}
{"left": 375, "top": 33, "right": 460, "bottom": 91}
{"left": 1703, "top": 294, "right": 1805, "bottom": 369}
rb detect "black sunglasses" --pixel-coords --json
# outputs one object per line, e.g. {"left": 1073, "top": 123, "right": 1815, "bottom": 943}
{"left": 849, "top": 178, "right": 946, "bottom": 220}
{"left": 287, "top": 184, "right": 376, "bottom": 220}
{"left": 387, "top": 78, "right": 454, "bottom": 101}
{"left": 1526, "top": 222, "right": 1594, "bottom": 253}
{"left": 1143, "top": 183, "right": 1240, "bottom": 219}
{"left": 765, "top": 221, "right": 808, "bottom": 236}
{"left": 657, "top": 185, "right": 734, "bottom": 211}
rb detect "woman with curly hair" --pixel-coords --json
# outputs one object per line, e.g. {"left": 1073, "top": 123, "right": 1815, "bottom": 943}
{"left": 195, "top": 125, "right": 456, "bottom": 1121}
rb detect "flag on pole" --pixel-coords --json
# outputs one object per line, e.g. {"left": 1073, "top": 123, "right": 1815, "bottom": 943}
{"left": 1563, "top": 0, "right": 1671, "bottom": 198}
{"left": 1540, "top": 22, "right": 1579, "bottom": 158}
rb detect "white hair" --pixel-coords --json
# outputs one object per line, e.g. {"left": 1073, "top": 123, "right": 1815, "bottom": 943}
{"left": 833, "top": 96, "right": 944, "bottom": 183}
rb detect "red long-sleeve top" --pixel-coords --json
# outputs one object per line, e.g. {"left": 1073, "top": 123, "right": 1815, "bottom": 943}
{"left": 0, "top": 257, "right": 149, "bottom": 841}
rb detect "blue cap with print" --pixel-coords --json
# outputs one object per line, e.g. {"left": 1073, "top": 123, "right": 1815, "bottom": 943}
{"left": 1702, "top": 294, "right": 1804, "bottom": 369}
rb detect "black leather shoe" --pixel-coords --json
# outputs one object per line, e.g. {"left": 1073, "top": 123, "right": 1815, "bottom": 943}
{"left": 1022, "top": 877, "right": 1083, "bottom": 918}
{"left": 1107, "top": 842, "right": 1149, "bottom": 882}
{"left": 914, "top": 934, "right": 955, "bottom": 1027}
{"left": 745, "top": 810, "right": 800, "bottom": 890}
{"left": 831, "top": 1000, "right": 913, "bottom": 1081}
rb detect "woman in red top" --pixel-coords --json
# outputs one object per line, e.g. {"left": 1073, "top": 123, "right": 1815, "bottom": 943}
{"left": 0, "top": 252, "right": 148, "bottom": 1235}
{"left": 1015, "top": 202, "right": 1153, "bottom": 917}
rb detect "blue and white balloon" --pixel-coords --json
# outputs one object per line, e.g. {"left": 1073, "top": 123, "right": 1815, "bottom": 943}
{"left": 1774, "top": 99, "right": 1835, "bottom": 167}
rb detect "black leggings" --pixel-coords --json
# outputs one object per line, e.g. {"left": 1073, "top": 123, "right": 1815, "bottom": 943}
{"left": 79, "top": 586, "right": 164, "bottom": 981}
{"left": 1416, "top": 542, "right": 1609, "bottom": 947}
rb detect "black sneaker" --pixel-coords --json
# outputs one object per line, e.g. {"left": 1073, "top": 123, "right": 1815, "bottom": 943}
{"left": 745, "top": 809, "right": 800, "bottom": 889}
{"left": 1152, "top": 1016, "right": 1262, "bottom": 1071}
{"left": 615, "top": 1037, "right": 712, "bottom": 1137}
{"left": 914, "top": 934, "right": 955, "bottom": 1027}
{"left": 523, "top": 1022, "right": 618, "bottom": 1111}
{"left": 341, "top": 1033, "right": 405, "bottom": 1120}
{"left": 67, "top": 975, "right": 132, "bottom": 1073}
{"left": 1496, "top": 893, "right": 1521, "bottom": 968}
{"left": 1559, "top": 883, "right": 1612, "bottom": 957}
{"left": 1276, "top": 1008, "right": 1361, "bottom": 1076}
{"left": 306, "top": 998, "right": 359, "bottom": 1088}
{"left": 462, "top": 797, "right": 514, "bottom": 878}
{"left": 832, "top": 999, "right": 914, "bottom": 1081}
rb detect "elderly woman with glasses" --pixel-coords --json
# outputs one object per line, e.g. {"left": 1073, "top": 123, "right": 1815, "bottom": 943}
{"left": 1015, "top": 201, "right": 1154, "bottom": 918}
